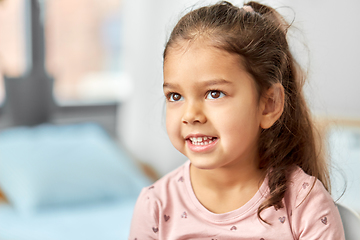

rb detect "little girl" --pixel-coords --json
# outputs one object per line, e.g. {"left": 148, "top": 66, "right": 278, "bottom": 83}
{"left": 129, "top": 1, "right": 345, "bottom": 239}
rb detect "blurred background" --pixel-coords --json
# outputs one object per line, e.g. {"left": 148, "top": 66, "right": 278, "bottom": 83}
{"left": 0, "top": 0, "right": 359, "bottom": 239}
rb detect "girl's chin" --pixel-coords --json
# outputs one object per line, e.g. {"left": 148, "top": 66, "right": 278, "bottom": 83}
{"left": 188, "top": 157, "right": 221, "bottom": 170}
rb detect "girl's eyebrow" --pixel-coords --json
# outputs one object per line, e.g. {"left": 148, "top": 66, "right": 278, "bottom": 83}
{"left": 163, "top": 82, "right": 177, "bottom": 89}
{"left": 200, "top": 79, "right": 232, "bottom": 86}
{"left": 163, "top": 79, "right": 232, "bottom": 89}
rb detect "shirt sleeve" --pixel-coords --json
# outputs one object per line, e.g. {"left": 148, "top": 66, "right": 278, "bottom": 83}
{"left": 128, "top": 187, "right": 160, "bottom": 240}
{"left": 291, "top": 177, "right": 345, "bottom": 240}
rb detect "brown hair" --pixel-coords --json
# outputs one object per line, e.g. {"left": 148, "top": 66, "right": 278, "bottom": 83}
{"left": 163, "top": 1, "right": 330, "bottom": 223}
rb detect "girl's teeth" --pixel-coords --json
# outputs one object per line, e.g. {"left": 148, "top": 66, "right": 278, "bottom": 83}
{"left": 189, "top": 137, "right": 215, "bottom": 145}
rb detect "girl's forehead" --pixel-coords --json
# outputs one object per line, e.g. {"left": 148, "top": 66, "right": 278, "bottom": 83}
{"left": 164, "top": 40, "right": 245, "bottom": 72}
{"left": 163, "top": 43, "right": 254, "bottom": 85}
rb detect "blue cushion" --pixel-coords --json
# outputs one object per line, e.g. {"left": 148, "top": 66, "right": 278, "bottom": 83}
{"left": 0, "top": 123, "right": 151, "bottom": 215}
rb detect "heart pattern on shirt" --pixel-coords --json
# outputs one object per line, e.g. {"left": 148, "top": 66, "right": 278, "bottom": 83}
{"left": 230, "top": 226, "right": 237, "bottom": 231}
{"left": 321, "top": 216, "right": 328, "bottom": 225}
{"left": 181, "top": 211, "right": 187, "bottom": 218}
{"left": 152, "top": 227, "right": 159, "bottom": 233}
{"left": 178, "top": 176, "right": 184, "bottom": 182}
{"left": 164, "top": 214, "right": 170, "bottom": 222}
{"left": 302, "top": 182, "right": 309, "bottom": 189}
{"left": 279, "top": 216, "right": 286, "bottom": 223}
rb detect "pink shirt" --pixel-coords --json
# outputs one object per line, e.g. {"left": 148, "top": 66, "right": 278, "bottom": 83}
{"left": 129, "top": 161, "right": 345, "bottom": 239}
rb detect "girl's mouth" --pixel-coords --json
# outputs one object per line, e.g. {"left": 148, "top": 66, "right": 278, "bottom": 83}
{"left": 189, "top": 136, "right": 216, "bottom": 145}
{"left": 185, "top": 135, "right": 218, "bottom": 153}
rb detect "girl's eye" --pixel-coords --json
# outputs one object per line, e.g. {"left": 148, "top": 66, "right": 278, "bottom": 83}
{"left": 206, "top": 90, "right": 225, "bottom": 100}
{"left": 168, "top": 93, "right": 183, "bottom": 102}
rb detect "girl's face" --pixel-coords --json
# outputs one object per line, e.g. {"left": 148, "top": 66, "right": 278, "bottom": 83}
{"left": 163, "top": 41, "right": 265, "bottom": 171}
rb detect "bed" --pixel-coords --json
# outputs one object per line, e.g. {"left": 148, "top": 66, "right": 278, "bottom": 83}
{"left": 0, "top": 123, "right": 153, "bottom": 240}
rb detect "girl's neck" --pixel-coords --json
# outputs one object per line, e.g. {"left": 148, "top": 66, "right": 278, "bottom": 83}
{"left": 189, "top": 161, "right": 266, "bottom": 214}
{"left": 190, "top": 160, "right": 265, "bottom": 189}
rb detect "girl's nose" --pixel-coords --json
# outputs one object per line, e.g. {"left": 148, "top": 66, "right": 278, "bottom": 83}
{"left": 181, "top": 102, "right": 207, "bottom": 124}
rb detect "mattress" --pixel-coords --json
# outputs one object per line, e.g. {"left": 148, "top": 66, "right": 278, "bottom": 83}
{"left": 0, "top": 198, "right": 137, "bottom": 240}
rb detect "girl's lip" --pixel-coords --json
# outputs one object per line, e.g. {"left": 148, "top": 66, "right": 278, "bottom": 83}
{"left": 186, "top": 138, "right": 218, "bottom": 153}
{"left": 184, "top": 133, "right": 217, "bottom": 139}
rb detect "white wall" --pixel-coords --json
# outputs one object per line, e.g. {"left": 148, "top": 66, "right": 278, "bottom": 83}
{"left": 290, "top": 0, "right": 360, "bottom": 118}
{"left": 119, "top": 0, "right": 360, "bottom": 176}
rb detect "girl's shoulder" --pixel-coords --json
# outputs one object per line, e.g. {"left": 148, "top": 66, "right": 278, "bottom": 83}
{"left": 285, "top": 166, "right": 328, "bottom": 206}
{"left": 287, "top": 166, "right": 317, "bottom": 191}
{"left": 129, "top": 161, "right": 191, "bottom": 239}
{"left": 284, "top": 168, "right": 345, "bottom": 239}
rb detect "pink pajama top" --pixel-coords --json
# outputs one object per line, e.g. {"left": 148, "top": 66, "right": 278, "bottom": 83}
{"left": 129, "top": 161, "right": 345, "bottom": 239}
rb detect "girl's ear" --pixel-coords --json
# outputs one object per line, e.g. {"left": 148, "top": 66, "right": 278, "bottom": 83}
{"left": 260, "top": 83, "right": 285, "bottom": 129}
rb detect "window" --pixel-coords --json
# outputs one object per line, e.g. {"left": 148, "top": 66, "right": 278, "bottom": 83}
{"left": 44, "top": 0, "right": 130, "bottom": 103}
{"left": 0, "top": 0, "right": 27, "bottom": 104}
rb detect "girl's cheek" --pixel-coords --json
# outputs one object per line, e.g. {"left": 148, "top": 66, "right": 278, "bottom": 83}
{"left": 166, "top": 111, "right": 177, "bottom": 133}
{"left": 166, "top": 110, "right": 182, "bottom": 137}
